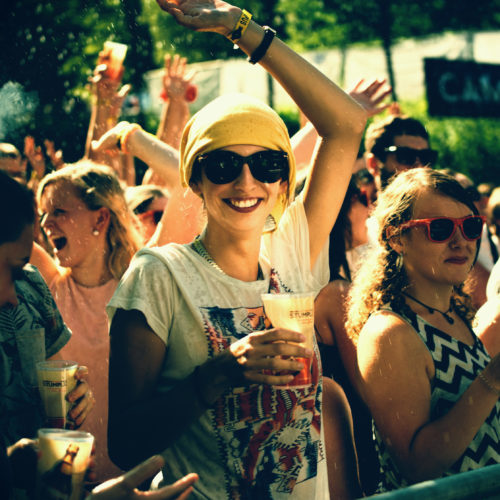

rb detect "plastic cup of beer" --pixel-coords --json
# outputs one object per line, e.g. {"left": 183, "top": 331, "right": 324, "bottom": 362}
{"left": 261, "top": 291, "right": 315, "bottom": 388}
{"left": 36, "top": 428, "right": 94, "bottom": 500}
{"left": 103, "top": 41, "right": 127, "bottom": 81}
{"left": 36, "top": 360, "right": 78, "bottom": 429}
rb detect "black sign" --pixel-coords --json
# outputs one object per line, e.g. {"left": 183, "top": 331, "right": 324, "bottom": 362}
{"left": 424, "top": 58, "right": 500, "bottom": 118}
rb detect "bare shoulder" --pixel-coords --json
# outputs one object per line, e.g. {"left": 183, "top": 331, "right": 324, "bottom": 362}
{"left": 357, "top": 310, "right": 435, "bottom": 420}
{"left": 357, "top": 310, "right": 432, "bottom": 376}
{"left": 316, "top": 280, "right": 350, "bottom": 307}
{"left": 358, "top": 309, "right": 417, "bottom": 348}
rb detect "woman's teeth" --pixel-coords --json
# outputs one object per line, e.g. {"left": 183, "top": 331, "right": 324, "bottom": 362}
{"left": 229, "top": 198, "right": 258, "bottom": 208}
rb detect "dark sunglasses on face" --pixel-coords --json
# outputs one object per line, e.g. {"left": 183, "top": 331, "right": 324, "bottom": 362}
{"left": 195, "top": 150, "right": 289, "bottom": 185}
{"left": 138, "top": 209, "right": 164, "bottom": 225}
{"left": 384, "top": 146, "right": 438, "bottom": 167}
{"left": 399, "top": 215, "right": 486, "bottom": 243}
{"left": 0, "top": 152, "right": 20, "bottom": 160}
{"left": 357, "top": 189, "right": 370, "bottom": 208}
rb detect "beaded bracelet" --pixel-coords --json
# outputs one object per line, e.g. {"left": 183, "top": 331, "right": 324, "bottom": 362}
{"left": 248, "top": 26, "right": 276, "bottom": 65}
{"left": 226, "top": 9, "right": 252, "bottom": 42}
{"left": 117, "top": 123, "right": 141, "bottom": 155}
{"left": 478, "top": 371, "right": 500, "bottom": 397}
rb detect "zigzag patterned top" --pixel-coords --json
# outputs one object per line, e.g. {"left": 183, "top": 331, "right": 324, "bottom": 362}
{"left": 373, "top": 306, "right": 500, "bottom": 492}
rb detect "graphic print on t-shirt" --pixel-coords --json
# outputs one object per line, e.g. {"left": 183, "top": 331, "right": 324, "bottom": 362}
{"left": 199, "top": 302, "right": 323, "bottom": 499}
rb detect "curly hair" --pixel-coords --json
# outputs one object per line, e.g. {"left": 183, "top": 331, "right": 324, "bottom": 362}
{"left": 346, "top": 168, "right": 479, "bottom": 343}
{"left": 37, "top": 161, "right": 142, "bottom": 280}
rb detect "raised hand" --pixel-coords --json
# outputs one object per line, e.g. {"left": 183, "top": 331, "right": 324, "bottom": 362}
{"left": 91, "top": 121, "right": 132, "bottom": 156}
{"left": 89, "top": 49, "right": 131, "bottom": 115}
{"left": 156, "top": 0, "right": 240, "bottom": 35}
{"left": 161, "top": 54, "right": 197, "bottom": 103}
{"left": 348, "top": 78, "right": 393, "bottom": 118}
{"left": 44, "top": 139, "right": 64, "bottom": 170}
{"left": 24, "top": 136, "right": 46, "bottom": 179}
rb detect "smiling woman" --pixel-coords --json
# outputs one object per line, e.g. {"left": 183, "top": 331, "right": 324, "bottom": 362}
{"left": 30, "top": 161, "right": 142, "bottom": 483}
{"left": 103, "top": 1, "right": 367, "bottom": 498}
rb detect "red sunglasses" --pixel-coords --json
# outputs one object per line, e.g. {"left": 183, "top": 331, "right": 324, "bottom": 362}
{"left": 399, "top": 215, "right": 485, "bottom": 243}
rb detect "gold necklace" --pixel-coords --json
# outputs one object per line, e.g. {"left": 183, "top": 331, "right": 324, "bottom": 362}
{"left": 191, "top": 236, "right": 264, "bottom": 280}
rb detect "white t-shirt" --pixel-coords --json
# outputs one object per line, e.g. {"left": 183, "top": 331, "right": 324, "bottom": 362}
{"left": 108, "top": 198, "right": 330, "bottom": 500}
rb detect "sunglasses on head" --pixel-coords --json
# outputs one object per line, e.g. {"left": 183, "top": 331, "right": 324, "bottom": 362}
{"left": 399, "top": 215, "right": 485, "bottom": 243}
{"left": 138, "top": 209, "right": 164, "bottom": 225}
{"left": 384, "top": 146, "right": 438, "bottom": 167}
{"left": 195, "top": 150, "right": 289, "bottom": 185}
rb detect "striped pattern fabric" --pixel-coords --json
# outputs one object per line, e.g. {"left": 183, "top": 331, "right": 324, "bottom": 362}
{"left": 373, "top": 308, "right": 500, "bottom": 492}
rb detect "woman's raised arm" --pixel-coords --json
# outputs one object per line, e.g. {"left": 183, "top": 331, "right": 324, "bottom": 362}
{"left": 157, "top": 0, "right": 367, "bottom": 266}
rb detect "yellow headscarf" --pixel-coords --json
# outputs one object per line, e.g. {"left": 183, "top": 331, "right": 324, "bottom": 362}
{"left": 179, "top": 93, "right": 296, "bottom": 230}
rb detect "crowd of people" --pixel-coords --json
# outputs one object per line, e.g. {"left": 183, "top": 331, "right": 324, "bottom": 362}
{"left": 2, "top": 0, "right": 500, "bottom": 499}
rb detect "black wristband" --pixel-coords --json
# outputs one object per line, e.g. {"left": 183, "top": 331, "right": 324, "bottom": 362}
{"left": 248, "top": 26, "right": 276, "bottom": 65}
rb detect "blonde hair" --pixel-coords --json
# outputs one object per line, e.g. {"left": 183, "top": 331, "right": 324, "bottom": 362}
{"left": 37, "top": 161, "right": 142, "bottom": 280}
{"left": 346, "top": 168, "right": 478, "bottom": 343}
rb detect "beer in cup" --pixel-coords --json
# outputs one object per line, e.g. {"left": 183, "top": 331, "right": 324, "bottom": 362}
{"left": 36, "top": 360, "right": 78, "bottom": 428}
{"left": 261, "top": 291, "right": 315, "bottom": 388}
{"left": 103, "top": 41, "right": 127, "bottom": 81}
{"left": 36, "top": 428, "right": 94, "bottom": 500}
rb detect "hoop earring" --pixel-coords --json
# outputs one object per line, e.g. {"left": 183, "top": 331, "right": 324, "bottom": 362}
{"left": 92, "top": 229, "right": 99, "bottom": 236}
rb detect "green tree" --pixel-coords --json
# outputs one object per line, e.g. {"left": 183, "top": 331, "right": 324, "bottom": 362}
{"left": 1, "top": 0, "right": 154, "bottom": 161}
{"left": 278, "top": 0, "right": 500, "bottom": 98}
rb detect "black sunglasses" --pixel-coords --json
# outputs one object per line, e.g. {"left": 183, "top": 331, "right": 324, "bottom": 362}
{"left": 384, "top": 146, "right": 438, "bottom": 167}
{"left": 399, "top": 215, "right": 485, "bottom": 243}
{"left": 195, "top": 150, "right": 289, "bottom": 185}
{"left": 0, "top": 151, "right": 20, "bottom": 159}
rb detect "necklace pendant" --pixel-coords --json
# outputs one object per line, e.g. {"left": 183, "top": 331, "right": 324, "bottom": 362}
{"left": 444, "top": 314, "right": 454, "bottom": 325}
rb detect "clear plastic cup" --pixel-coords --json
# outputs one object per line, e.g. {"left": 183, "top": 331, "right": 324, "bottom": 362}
{"left": 103, "top": 41, "right": 127, "bottom": 81}
{"left": 36, "top": 360, "right": 78, "bottom": 428}
{"left": 36, "top": 428, "right": 94, "bottom": 500}
{"left": 261, "top": 291, "right": 315, "bottom": 388}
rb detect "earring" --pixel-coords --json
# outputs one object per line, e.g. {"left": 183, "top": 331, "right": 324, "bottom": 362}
{"left": 395, "top": 252, "right": 404, "bottom": 271}
{"left": 92, "top": 229, "right": 99, "bottom": 236}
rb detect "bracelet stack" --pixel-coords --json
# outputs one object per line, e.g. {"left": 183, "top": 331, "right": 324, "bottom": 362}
{"left": 225, "top": 10, "right": 276, "bottom": 66}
